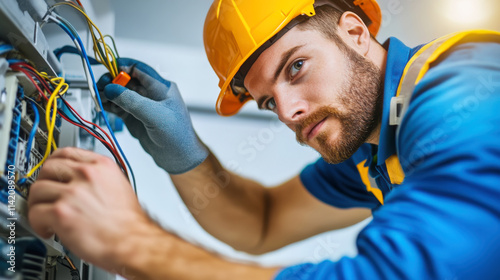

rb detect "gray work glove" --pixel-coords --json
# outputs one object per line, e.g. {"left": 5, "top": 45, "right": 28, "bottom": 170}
{"left": 97, "top": 58, "right": 208, "bottom": 174}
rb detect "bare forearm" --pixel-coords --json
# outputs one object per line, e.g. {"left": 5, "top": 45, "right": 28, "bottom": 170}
{"left": 114, "top": 221, "right": 278, "bottom": 280}
{"left": 170, "top": 152, "right": 268, "bottom": 251}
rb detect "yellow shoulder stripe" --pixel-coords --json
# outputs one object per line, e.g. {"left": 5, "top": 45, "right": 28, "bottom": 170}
{"left": 356, "top": 160, "right": 384, "bottom": 205}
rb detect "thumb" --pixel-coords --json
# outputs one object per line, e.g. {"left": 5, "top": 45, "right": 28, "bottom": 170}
{"left": 103, "top": 83, "right": 127, "bottom": 100}
{"left": 97, "top": 73, "right": 113, "bottom": 92}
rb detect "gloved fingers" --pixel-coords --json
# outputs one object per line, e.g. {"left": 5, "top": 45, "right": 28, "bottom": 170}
{"left": 102, "top": 83, "right": 128, "bottom": 100}
{"left": 121, "top": 117, "right": 150, "bottom": 143}
{"left": 120, "top": 77, "right": 144, "bottom": 95}
{"left": 96, "top": 72, "right": 113, "bottom": 92}
{"left": 101, "top": 84, "right": 136, "bottom": 118}
{"left": 104, "top": 85, "right": 161, "bottom": 124}
{"left": 101, "top": 100, "right": 127, "bottom": 117}
{"left": 129, "top": 68, "right": 174, "bottom": 102}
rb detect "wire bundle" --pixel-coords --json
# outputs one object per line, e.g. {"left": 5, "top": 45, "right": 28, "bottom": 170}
{"left": 44, "top": 1, "right": 136, "bottom": 192}
{"left": 50, "top": 1, "right": 120, "bottom": 79}
{"left": 9, "top": 62, "right": 129, "bottom": 186}
{"left": 1, "top": 1, "right": 136, "bottom": 192}
{"left": 45, "top": 3, "right": 136, "bottom": 191}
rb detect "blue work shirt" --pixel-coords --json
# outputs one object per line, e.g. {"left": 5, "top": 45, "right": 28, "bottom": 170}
{"left": 275, "top": 37, "right": 500, "bottom": 279}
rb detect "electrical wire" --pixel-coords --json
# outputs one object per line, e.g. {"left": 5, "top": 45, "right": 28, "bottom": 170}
{"left": 48, "top": 14, "right": 100, "bottom": 109}
{"left": 61, "top": 255, "right": 81, "bottom": 280}
{"left": 24, "top": 75, "right": 68, "bottom": 178}
{"left": 10, "top": 63, "right": 128, "bottom": 178}
{"left": 25, "top": 100, "right": 40, "bottom": 164}
{"left": 54, "top": 45, "right": 100, "bottom": 64}
{"left": 0, "top": 44, "right": 14, "bottom": 55}
{"left": 104, "top": 35, "right": 120, "bottom": 58}
{"left": 50, "top": 2, "right": 119, "bottom": 77}
{"left": 65, "top": 255, "right": 77, "bottom": 270}
{"left": 36, "top": 14, "right": 137, "bottom": 194}
{"left": 56, "top": 257, "right": 73, "bottom": 270}
{"left": 46, "top": 14, "right": 137, "bottom": 194}
{"left": 58, "top": 96, "right": 127, "bottom": 174}
{"left": 74, "top": 0, "right": 84, "bottom": 7}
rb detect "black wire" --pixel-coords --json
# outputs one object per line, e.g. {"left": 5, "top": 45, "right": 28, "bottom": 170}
{"left": 56, "top": 257, "right": 73, "bottom": 270}
{"left": 57, "top": 256, "right": 81, "bottom": 280}
{"left": 57, "top": 101, "right": 126, "bottom": 173}
{"left": 58, "top": 95, "right": 107, "bottom": 140}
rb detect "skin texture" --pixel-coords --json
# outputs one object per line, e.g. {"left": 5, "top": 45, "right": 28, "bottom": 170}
{"left": 27, "top": 11, "right": 387, "bottom": 280}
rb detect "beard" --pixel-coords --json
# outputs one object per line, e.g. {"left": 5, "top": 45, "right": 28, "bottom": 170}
{"left": 295, "top": 43, "right": 384, "bottom": 164}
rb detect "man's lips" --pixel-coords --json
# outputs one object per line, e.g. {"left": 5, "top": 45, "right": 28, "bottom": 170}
{"left": 303, "top": 117, "right": 327, "bottom": 141}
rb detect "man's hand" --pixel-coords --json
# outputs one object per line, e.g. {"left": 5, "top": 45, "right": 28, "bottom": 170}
{"left": 27, "top": 147, "right": 151, "bottom": 271}
{"left": 97, "top": 58, "right": 209, "bottom": 174}
{"left": 27, "top": 147, "right": 278, "bottom": 279}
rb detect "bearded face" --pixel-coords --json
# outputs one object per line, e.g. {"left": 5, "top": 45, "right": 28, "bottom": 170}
{"left": 295, "top": 42, "right": 383, "bottom": 164}
{"left": 244, "top": 27, "right": 384, "bottom": 164}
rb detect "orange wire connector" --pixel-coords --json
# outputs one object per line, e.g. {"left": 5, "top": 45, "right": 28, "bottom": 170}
{"left": 112, "top": 71, "right": 131, "bottom": 87}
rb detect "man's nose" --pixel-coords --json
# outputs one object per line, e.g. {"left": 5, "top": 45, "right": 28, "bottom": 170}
{"left": 275, "top": 89, "right": 308, "bottom": 127}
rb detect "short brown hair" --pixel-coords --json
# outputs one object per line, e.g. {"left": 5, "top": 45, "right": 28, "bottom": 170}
{"left": 297, "top": 6, "right": 348, "bottom": 51}
{"left": 297, "top": 5, "right": 378, "bottom": 52}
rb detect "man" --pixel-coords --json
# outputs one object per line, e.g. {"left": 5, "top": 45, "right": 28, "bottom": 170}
{"left": 27, "top": 0, "right": 500, "bottom": 279}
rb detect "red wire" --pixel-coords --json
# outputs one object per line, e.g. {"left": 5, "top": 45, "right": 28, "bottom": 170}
{"left": 10, "top": 65, "right": 47, "bottom": 101}
{"left": 61, "top": 97, "right": 128, "bottom": 172}
{"left": 75, "top": 0, "right": 84, "bottom": 7}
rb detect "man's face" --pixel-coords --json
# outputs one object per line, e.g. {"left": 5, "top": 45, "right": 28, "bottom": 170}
{"left": 244, "top": 27, "right": 383, "bottom": 164}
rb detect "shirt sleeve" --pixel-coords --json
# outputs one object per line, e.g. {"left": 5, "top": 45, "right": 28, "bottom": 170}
{"left": 300, "top": 143, "right": 381, "bottom": 209}
{"left": 276, "top": 42, "right": 500, "bottom": 279}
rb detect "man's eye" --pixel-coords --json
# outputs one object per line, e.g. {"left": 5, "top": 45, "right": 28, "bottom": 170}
{"left": 265, "top": 98, "right": 276, "bottom": 111}
{"left": 290, "top": 60, "right": 304, "bottom": 78}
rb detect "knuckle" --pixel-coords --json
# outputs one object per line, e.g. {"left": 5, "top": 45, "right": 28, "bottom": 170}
{"left": 64, "top": 185, "right": 81, "bottom": 198}
{"left": 53, "top": 201, "right": 71, "bottom": 221}
{"left": 39, "top": 160, "right": 59, "bottom": 176}
{"left": 99, "top": 155, "right": 115, "bottom": 167}
{"left": 57, "top": 147, "right": 75, "bottom": 157}
{"left": 76, "top": 164, "right": 95, "bottom": 180}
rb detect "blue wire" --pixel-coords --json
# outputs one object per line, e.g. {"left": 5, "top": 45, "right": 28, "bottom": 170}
{"left": 0, "top": 44, "right": 14, "bottom": 55}
{"left": 54, "top": 45, "right": 100, "bottom": 64}
{"left": 26, "top": 101, "right": 40, "bottom": 164}
{"left": 7, "top": 59, "right": 26, "bottom": 65}
{"left": 51, "top": 18, "right": 137, "bottom": 193}
{"left": 17, "top": 178, "right": 27, "bottom": 186}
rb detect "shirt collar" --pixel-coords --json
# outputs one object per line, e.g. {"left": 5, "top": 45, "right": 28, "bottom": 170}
{"left": 376, "top": 37, "right": 420, "bottom": 166}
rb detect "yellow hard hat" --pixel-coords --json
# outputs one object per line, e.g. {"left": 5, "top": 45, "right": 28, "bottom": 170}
{"left": 203, "top": 0, "right": 382, "bottom": 116}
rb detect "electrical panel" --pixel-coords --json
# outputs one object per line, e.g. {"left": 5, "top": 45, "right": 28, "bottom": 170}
{"left": 0, "top": 0, "right": 124, "bottom": 279}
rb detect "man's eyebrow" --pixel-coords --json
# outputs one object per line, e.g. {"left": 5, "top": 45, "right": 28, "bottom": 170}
{"left": 255, "top": 45, "right": 305, "bottom": 110}
{"left": 273, "top": 45, "right": 305, "bottom": 81}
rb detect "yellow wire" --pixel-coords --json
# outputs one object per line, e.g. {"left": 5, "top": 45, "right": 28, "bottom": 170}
{"left": 90, "top": 30, "right": 116, "bottom": 76}
{"left": 103, "top": 34, "right": 120, "bottom": 58}
{"left": 52, "top": 2, "right": 118, "bottom": 77}
{"left": 105, "top": 44, "right": 119, "bottom": 75}
{"left": 25, "top": 77, "right": 68, "bottom": 178}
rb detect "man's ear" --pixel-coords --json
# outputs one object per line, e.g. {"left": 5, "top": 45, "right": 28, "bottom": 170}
{"left": 337, "top": 11, "right": 371, "bottom": 56}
